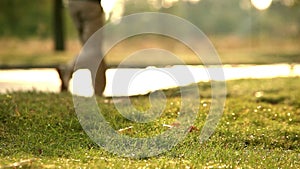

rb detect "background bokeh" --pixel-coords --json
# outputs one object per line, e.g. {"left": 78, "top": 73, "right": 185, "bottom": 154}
{"left": 0, "top": 0, "right": 299, "bottom": 66}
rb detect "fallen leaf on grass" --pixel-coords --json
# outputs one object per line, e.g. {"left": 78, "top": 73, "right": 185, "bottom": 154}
{"left": 187, "top": 125, "right": 199, "bottom": 132}
{"left": 163, "top": 122, "right": 181, "bottom": 129}
{"left": 171, "top": 122, "right": 181, "bottom": 127}
{"left": 163, "top": 123, "right": 199, "bottom": 133}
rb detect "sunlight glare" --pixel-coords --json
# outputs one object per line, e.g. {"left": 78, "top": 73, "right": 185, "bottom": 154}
{"left": 72, "top": 69, "right": 94, "bottom": 97}
{"left": 101, "top": 0, "right": 124, "bottom": 21}
{"left": 101, "top": 0, "right": 117, "bottom": 14}
{"left": 251, "top": 0, "right": 272, "bottom": 10}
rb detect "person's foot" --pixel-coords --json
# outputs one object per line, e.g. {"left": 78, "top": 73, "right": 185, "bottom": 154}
{"left": 57, "top": 64, "right": 73, "bottom": 91}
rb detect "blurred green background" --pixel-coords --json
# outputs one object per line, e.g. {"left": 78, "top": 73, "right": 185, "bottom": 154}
{"left": 0, "top": 0, "right": 299, "bottom": 66}
{"left": 0, "top": 0, "right": 299, "bottom": 39}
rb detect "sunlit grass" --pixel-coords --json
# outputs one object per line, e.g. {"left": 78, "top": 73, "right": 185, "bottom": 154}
{"left": 0, "top": 77, "right": 299, "bottom": 168}
{"left": 0, "top": 37, "right": 299, "bottom": 67}
{"left": 0, "top": 38, "right": 77, "bottom": 66}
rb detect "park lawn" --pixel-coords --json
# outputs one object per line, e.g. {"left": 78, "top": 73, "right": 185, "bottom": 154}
{"left": 0, "top": 77, "right": 299, "bottom": 168}
{"left": 0, "top": 37, "right": 300, "bottom": 67}
{"left": 0, "top": 38, "right": 76, "bottom": 66}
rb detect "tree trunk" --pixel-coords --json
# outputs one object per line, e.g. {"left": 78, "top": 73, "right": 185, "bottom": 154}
{"left": 53, "top": 0, "right": 65, "bottom": 51}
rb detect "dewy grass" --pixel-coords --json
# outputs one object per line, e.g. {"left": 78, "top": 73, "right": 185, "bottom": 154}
{"left": 0, "top": 77, "right": 299, "bottom": 168}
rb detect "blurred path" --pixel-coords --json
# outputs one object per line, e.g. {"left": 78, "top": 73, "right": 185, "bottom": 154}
{"left": 0, "top": 64, "right": 299, "bottom": 96}
{"left": 0, "top": 69, "right": 61, "bottom": 93}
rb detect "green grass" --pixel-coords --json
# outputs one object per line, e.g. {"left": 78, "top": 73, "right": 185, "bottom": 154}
{"left": 0, "top": 77, "right": 299, "bottom": 168}
{"left": 0, "top": 37, "right": 300, "bottom": 67}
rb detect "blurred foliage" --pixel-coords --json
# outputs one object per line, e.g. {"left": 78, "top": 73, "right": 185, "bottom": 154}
{"left": 0, "top": 0, "right": 76, "bottom": 39}
{"left": 123, "top": 0, "right": 300, "bottom": 39}
{"left": 0, "top": 0, "right": 299, "bottom": 39}
{"left": 0, "top": 0, "right": 52, "bottom": 38}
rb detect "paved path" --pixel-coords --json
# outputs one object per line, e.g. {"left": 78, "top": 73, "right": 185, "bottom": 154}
{"left": 0, "top": 64, "right": 299, "bottom": 96}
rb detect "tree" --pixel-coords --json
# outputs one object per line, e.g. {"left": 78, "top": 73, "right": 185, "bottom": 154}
{"left": 53, "top": 0, "right": 65, "bottom": 51}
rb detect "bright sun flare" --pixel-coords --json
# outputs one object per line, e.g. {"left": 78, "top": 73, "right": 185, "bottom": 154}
{"left": 251, "top": 0, "right": 273, "bottom": 10}
{"left": 101, "top": 0, "right": 117, "bottom": 14}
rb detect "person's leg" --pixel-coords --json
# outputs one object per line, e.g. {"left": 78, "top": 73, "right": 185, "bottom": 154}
{"left": 94, "top": 59, "right": 107, "bottom": 96}
{"left": 60, "top": 1, "right": 84, "bottom": 91}
{"left": 67, "top": 1, "right": 107, "bottom": 96}
{"left": 79, "top": 2, "right": 105, "bottom": 43}
{"left": 80, "top": 2, "right": 107, "bottom": 96}
{"left": 68, "top": 1, "right": 84, "bottom": 42}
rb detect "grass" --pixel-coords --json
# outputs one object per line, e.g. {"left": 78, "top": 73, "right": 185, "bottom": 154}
{"left": 0, "top": 36, "right": 300, "bottom": 67}
{"left": 0, "top": 38, "right": 76, "bottom": 66}
{"left": 0, "top": 77, "right": 299, "bottom": 168}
